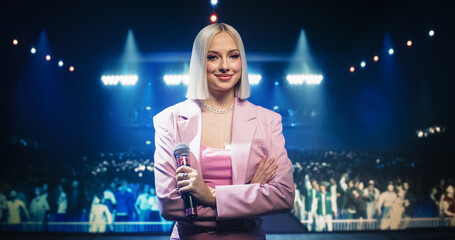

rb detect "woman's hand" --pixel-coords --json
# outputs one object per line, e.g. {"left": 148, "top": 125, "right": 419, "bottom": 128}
{"left": 250, "top": 156, "right": 278, "bottom": 184}
{"left": 176, "top": 166, "right": 216, "bottom": 206}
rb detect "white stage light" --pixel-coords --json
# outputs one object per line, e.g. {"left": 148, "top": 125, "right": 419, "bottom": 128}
{"left": 417, "top": 130, "right": 424, "bottom": 138}
{"left": 210, "top": 0, "right": 218, "bottom": 6}
{"left": 163, "top": 74, "right": 189, "bottom": 85}
{"left": 120, "top": 75, "right": 139, "bottom": 85}
{"left": 360, "top": 61, "right": 366, "bottom": 68}
{"left": 286, "top": 74, "right": 323, "bottom": 85}
{"left": 31, "top": 48, "right": 36, "bottom": 54}
{"left": 101, "top": 74, "right": 138, "bottom": 86}
{"left": 248, "top": 74, "right": 262, "bottom": 85}
{"left": 58, "top": 60, "right": 64, "bottom": 67}
{"left": 146, "top": 106, "right": 151, "bottom": 110}
{"left": 429, "top": 30, "right": 435, "bottom": 37}
{"left": 388, "top": 48, "right": 394, "bottom": 55}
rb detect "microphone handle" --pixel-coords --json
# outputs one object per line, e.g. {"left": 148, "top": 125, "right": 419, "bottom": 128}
{"left": 182, "top": 193, "right": 197, "bottom": 219}
{"left": 177, "top": 155, "right": 197, "bottom": 219}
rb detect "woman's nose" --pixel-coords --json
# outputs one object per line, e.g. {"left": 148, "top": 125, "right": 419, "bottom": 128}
{"left": 219, "top": 58, "right": 229, "bottom": 72}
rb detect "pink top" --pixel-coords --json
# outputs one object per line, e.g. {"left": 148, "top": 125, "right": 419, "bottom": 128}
{"left": 199, "top": 145, "right": 233, "bottom": 189}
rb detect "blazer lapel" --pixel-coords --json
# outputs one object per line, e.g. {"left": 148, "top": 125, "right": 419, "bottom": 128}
{"left": 231, "top": 98, "right": 258, "bottom": 185}
{"left": 176, "top": 99, "right": 202, "bottom": 174}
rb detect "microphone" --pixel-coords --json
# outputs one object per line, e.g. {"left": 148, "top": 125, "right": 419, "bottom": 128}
{"left": 174, "top": 143, "right": 197, "bottom": 219}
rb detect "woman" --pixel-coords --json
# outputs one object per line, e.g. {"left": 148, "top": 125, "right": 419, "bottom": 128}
{"left": 153, "top": 23, "right": 294, "bottom": 239}
{"left": 442, "top": 185, "right": 455, "bottom": 226}
{"left": 89, "top": 193, "right": 112, "bottom": 233}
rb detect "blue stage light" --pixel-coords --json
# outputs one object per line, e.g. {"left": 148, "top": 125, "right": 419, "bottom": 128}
{"left": 360, "top": 61, "right": 366, "bottom": 68}
{"left": 388, "top": 48, "right": 394, "bottom": 55}
{"left": 30, "top": 48, "right": 36, "bottom": 54}
{"left": 274, "top": 81, "right": 279, "bottom": 86}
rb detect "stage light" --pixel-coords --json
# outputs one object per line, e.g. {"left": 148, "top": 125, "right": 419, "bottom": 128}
{"left": 163, "top": 74, "right": 189, "bottom": 85}
{"left": 360, "top": 61, "right": 366, "bottom": 68}
{"left": 349, "top": 66, "right": 355, "bottom": 72}
{"left": 429, "top": 30, "right": 435, "bottom": 37}
{"left": 274, "top": 81, "right": 279, "bottom": 86}
{"left": 146, "top": 141, "right": 151, "bottom": 145}
{"left": 407, "top": 40, "right": 412, "bottom": 47}
{"left": 101, "top": 74, "right": 138, "bottom": 86}
{"left": 210, "top": 14, "right": 217, "bottom": 23}
{"left": 273, "top": 106, "right": 279, "bottom": 110}
{"left": 373, "top": 55, "right": 379, "bottom": 62}
{"left": 417, "top": 130, "right": 423, "bottom": 138}
{"left": 58, "top": 60, "right": 64, "bottom": 67}
{"left": 46, "top": 54, "right": 51, "bottom": 61}
{"left": 210, "top": 0, "right": 218, "bottom": 6}
{"left": 69, "top": 66, "right": 75, "bottom": 72}
{"left": 388, "top": 48, "right": 394, "bottom": 55}
{"left": 120, "top": 75, "right": 138, "bottom": 85}
{"left": 145, "top": 106, "right": 151, "bottom": 110}
{"left": 30, "top": 48, "right": 36, "bottom": 54}
{"left": 286, "top": 74, "right": 323, "bottom": 85}
{"left": 248, "top": 74, "right": 262, "bottom": 85}
{"left": 12, "top": 39, "right": 18, "bottom": 46}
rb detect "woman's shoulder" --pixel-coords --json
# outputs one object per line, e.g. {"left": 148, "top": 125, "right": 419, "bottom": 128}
{"left": 240, "top": 99, "right": 282, "bottom": 121}
{"left": 153, "top": 99, "right": 197, "bottom": 122}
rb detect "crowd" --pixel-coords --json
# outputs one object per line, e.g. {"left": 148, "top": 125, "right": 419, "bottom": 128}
{"left": 0, "top": 177, "right": 167, "bottom": 232}
{"left": 289, "top": 149, "right": 455, "bottom": 231}
{"left": 1, "top": 138, "right": 454, "bottom": 233}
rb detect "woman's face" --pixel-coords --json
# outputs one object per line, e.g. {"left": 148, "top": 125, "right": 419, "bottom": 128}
{"left": 206, "top": 31, "right": 242, "bottom": 95}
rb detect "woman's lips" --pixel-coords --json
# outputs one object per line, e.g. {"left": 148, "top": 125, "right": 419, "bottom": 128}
{"left": 216, "top": 74, "right": 233, "bottom": 81}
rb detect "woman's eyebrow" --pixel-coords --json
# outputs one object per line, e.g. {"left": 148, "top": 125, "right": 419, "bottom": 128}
{"left": 207, "top": 49, "right": 240, "bottom": 54}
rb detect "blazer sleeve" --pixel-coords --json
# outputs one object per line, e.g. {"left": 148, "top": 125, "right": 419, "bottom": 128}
{"left": 215, "top": 113, "right": 295, "bottom": 219}
{"left": 153, "top": 111, "right": 217, "bottom": 222}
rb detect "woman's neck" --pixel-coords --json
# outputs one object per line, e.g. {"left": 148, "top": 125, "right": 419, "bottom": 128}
{"left": 205, "top": 89, "right": 235, "bottom": 109}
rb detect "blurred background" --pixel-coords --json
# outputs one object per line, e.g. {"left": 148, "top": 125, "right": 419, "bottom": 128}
{"left": 1, "top": 0, "right": 454, "bottom": 235}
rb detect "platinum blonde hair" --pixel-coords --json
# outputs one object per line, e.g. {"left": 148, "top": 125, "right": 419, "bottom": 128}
{"left": 185, "top": 23, "right": 250, "bottom": 99}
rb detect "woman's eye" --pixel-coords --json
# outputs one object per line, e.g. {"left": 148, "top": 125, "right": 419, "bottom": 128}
{"left": 230, "top": 54, "right": 240, "bottom": 59}
{"left": 207, "top": 55, "right": 218, "bottom": 61}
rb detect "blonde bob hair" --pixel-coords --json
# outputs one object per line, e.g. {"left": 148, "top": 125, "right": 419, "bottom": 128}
{"left": 185, "top": 23, "right": 250, "bottom": 100}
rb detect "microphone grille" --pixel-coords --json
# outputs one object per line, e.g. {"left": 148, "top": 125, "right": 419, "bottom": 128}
{"left": 174, "top": 143, "right": 190, "bottom": 156}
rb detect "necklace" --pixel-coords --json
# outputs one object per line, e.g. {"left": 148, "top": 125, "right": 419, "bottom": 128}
{"left": 201, "top": 100, "right": 234, "bottom": 114}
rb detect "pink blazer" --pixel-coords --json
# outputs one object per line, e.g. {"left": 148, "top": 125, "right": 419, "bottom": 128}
{"left": 153, "top": 97, "right": 295, "bottom": 225}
